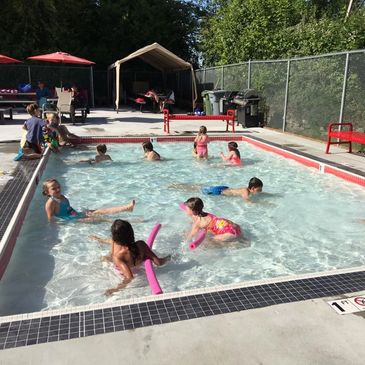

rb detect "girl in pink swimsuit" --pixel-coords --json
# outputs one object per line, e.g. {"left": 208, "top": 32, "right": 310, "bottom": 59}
{"left": 182, "top": 197, "right": 242, "bottom": 242}
{"left": 194, "top": 126, "right": 209, "bottom": 158}
{"left": 220, "top": 141, "right": 241, "bottom": 165}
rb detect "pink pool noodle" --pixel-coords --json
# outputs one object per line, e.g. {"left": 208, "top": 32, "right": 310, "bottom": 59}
{"left": 179, "top": 202, "right": 206, "bottom": 250}
{"left": 188, "top": 229, "right": 206, "bottom": 250}
{"left": 145, "top": 224, "right": 163, "bottom": 295}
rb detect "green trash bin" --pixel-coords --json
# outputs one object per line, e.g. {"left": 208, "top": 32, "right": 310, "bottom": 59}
{"left": 201, "top": 90, "right": 213, "bottom": 115}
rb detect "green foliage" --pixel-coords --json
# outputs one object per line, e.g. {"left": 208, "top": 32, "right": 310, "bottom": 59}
{"left": 199, "top": 0, "right": 365, "bottom": 65}
{"left": 0, "top": 0, "right": 200, "bottom": 68}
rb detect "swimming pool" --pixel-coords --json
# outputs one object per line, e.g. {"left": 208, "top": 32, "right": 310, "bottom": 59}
{"left": 0, "top": 140, "right": 364, "bottom": 316}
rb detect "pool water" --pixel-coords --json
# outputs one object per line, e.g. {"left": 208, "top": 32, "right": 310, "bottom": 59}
{"left": 0, "top": 141, "right": 364, "bottom": 315}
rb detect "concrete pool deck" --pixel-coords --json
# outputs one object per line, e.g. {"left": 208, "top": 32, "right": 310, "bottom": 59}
{"left": 0, "top": 108, "right": 364, "bottom": 364}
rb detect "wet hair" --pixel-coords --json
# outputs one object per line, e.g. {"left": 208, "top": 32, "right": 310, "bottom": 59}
{"left": 111, "top": 219, "right": 140, "bottom": 264}
{"left": 199, "top": 126, "right": 207, "bottom": 134}
{"left": 248, "top": 177, "right": 263, "bottom": 190}
{"left": 26, "top": 103, "right": 40, "bottom": 116}
{"left": 184, "top": 197, "right": 208, "bottom": 217}
{"left": 96, "top": 144, "right": 107, "bottom": 154}
{"left": 42, "top": 178, "right": 60, "bottom": 196}
{"left": 111, "top": 219, "right": 134, "bottom": 245}
{"left": 228, "top": 141, "right": 240, "bottom": 158}
{"left": 142, "top": 141, "right": 154, "bottom": 152}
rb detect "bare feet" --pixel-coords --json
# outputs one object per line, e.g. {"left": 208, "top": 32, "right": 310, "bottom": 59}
{"left": 126, "top": 200, "right": 135, "bottom": 212}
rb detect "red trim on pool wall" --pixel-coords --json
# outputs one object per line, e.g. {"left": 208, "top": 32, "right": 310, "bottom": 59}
{"left": 324, "top": 166, "right": 365, "bottom": 187}
{"left": 240, "top": 136, "right": 320, "bottom": 169}
{"left": 72, "top": 135, "right": 364, "bottom": 187}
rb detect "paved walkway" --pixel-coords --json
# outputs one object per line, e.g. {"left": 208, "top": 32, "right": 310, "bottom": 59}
{"left": 1, "top": 108, "right": 365, "bottom": 364}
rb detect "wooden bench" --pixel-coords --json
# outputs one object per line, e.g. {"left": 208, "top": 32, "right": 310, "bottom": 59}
{"left": 163, "top": 109, "right": 236, "bottom": 134}
{"left": 326, "top": 122, "right": 365, "bottom": 153}
{"left": 0, "top": 107, "right": 13, "bottom": 120}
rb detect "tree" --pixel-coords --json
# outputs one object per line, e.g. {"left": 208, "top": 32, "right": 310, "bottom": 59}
{"left": 198, "top": 0, "right": 365, "bottom": 66}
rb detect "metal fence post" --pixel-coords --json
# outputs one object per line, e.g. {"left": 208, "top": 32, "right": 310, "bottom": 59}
{"left": 282, "top": 59, "right": 291, "bottom": 132}
{"left": 247, "top": 60, "right": 251, "bottom": 89}
{"left": 221, "top": 66, "right": 224, "bottom": 89}
{"left": 90, "top": 66, "right": 95, "bottom": 108}
{"left": 339, "top": 52, "right": 349, "bottom": 126}
{"left": 28, "top": 66, "right": 32, "bottom": 84}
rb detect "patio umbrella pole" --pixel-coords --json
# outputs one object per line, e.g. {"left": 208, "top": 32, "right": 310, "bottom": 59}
{"left": 28, "top": 66, "right": 31, "bottom": 84}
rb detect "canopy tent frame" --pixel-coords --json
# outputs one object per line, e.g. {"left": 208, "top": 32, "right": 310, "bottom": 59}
{"left": 108, "top": 42, "right": 197, "bottom": 112}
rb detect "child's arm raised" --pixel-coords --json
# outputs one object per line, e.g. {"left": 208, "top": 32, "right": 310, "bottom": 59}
{"left": 220, "top": 151, "right": 233, "bottom": 161}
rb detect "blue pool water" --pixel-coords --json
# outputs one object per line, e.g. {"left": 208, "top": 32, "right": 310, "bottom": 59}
{"left": 0, "top": 141, "right": 364, "bottom": 315}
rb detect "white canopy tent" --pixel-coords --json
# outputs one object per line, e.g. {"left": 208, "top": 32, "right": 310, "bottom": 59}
{"left": 108, "top": 42, "right": 197, "bottom": 111}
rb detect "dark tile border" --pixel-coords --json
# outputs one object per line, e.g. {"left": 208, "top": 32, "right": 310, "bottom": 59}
{"left": 1, "top": 270, "right": 365, "bottom": 350}
{"left": 0, "top": 136, "right": 365, "bottom": 350}
{"left": 0, "top": 159, "right": 40, "bottom": 241}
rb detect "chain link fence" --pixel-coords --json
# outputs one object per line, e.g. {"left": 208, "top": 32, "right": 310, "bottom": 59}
{"left": 195, "top": 50, "right": 365, "bottom": 141}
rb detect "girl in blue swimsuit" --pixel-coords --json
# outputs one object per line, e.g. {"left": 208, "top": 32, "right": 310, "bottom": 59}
{"left": 43, "top": 178, "right": 135, "bottom": 222}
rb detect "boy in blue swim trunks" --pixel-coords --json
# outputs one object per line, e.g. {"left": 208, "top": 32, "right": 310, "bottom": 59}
{"left": 202, "top": 177, "right": 263, "bottom": 201}
{"left": 43, "top": 178, "right": 135, "bottom": 222}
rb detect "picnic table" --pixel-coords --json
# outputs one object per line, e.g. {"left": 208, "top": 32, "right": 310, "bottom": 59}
{"left": 0, "top": 92, "right": 36, "bottom": 107}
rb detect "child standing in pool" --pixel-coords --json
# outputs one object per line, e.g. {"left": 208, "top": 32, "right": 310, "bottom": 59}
{"left": 194, "top": 126, "right": 209, "bottom": 158}
{"left": 89, "top": 219, "right": 170, "bottom": 295}
{"left": 142, "top": 141, "right": 160, "bottom": 160}
{"left": 220, "top": 141, "right": 241, "bottom": 165}
{"left": 42, "top": 178, "right": 135, "bottom": 222}
{"left": 182, "top": 197, "right": 242, "bottom": 241}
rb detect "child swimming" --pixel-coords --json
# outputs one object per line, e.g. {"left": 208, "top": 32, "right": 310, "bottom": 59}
{"left": 43, "top": 178, "right": 135, "bottom": 222}
{"left": 77, "top": 144, "right": 112, "bottom": 164}
{"left": 202, "top": 177, "right": 263, "bottom": 202}
{"left": 194, "top": 126, "right": 209, "bottom": 158}
{"left": 182, "top": 197, "right": 242, "bottom": 241}
{"left": 142, "top": 141, "right": 160, "bottom": 161}
{"left": 94, "top": 144, "right": 112, "bottom": 163}
{"left": 220, "top": 141, "right": 241, "bottom": 165}
{"left": 89, "top": 219, "right": 170, "bottom": 295}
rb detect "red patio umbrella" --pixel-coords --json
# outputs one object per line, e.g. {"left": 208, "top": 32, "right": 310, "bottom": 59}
{"left": 27, "top": 51, "right": 95, "bottom": 65}
{"left": 27, "top": 51, "right": 95, "bottom": 89}
{"left": 0, "top": 54, "right": 22, "bottom": 64}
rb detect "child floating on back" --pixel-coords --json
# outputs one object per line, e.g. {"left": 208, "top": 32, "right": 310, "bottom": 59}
{"left": 142, "top": 141, "right": 160, "bottom": 160}
{"left": 220, "top": 141, "right": 241, "bottom": 165}
{"left": 42, "top": 178, "right": 134, "bottom": 222}
{"left": 182, "top": 197, "right": 242, "bottom": 242}
{"left": 90, "top": 219, "right": 170, "bottom": 295}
